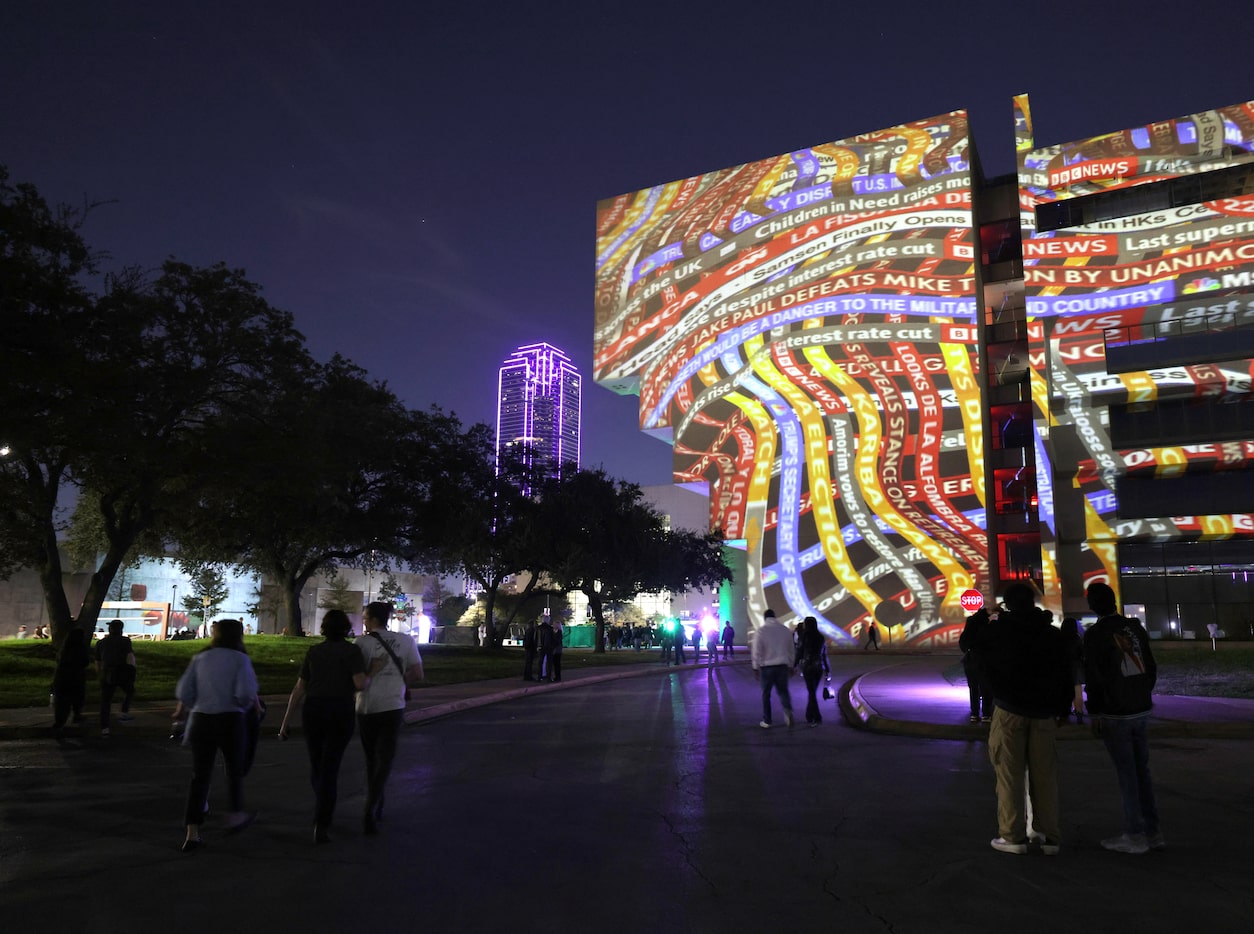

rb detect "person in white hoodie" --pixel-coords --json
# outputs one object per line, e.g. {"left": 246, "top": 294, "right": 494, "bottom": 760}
{"left": 751, "top": 609, "right": 794, "bottom": 729}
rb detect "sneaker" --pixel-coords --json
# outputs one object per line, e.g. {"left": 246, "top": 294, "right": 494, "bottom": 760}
{"left": 759, "top": 720, "right": 771, "bottom": 729}
{"left": 980, "top": 715, "right": 992, "bottom": 723}
{"left": 1040, "top": 841, "right": 1061, "bottom": 856}
{"left": 1146, "top": 831, "right": 1167, "bottom": 851}
{"left": 968, "top": 714, "right": 980, "bottom": 723}
{"left": 783, "top": 710, "right": 794, "bottom": 728}
{"left": 117, "top": 714, "right": 134, "bottom": 722}
{"left": 990, "top": 837, "right": 1028, "bottom": 855}
{"left": 1101, "top": 833, "right": 1149, "bottom": 854}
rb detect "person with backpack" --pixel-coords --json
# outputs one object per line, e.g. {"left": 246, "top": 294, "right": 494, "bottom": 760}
{"left": 1084, "top": 582, "right": 1163, "bottom": 855}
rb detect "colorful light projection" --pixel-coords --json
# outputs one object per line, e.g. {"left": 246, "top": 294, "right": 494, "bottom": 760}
{"left": 1016, "top": 95, "right": 1254, "bottom": 604}
{"left": 595, "top": 112, "right": 984, "bottom": 645}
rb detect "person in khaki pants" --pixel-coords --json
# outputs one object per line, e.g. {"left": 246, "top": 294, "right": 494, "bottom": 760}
{"left": 975, "top": 583, "right": 1072, "bottom": 856}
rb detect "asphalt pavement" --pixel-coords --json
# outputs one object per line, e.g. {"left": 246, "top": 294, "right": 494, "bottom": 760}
{"left": 2, "top": 653, "right": 1252, "bottom": 934}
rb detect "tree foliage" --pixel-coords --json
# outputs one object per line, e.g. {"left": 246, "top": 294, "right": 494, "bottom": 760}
{"left": 527, "top": 468, "right": 732, "bottom": 652}
{"left": 1, "top": 169, "right": 311, "bottom": 642}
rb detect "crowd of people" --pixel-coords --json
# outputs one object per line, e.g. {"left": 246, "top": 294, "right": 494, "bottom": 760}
{"left": 32, "top": 582, "right": 1163, "bottom": 860}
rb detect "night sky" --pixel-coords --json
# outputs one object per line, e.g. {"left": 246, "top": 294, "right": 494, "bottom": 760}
{"left": 3, "top": 0, "right": 1248, "bottom": 486}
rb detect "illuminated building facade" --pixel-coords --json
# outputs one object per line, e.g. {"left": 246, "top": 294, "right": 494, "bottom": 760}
{"left": 594, "top": 96, "right": 1254, "bottom": 645}
{"left": 496, "top": 342, "right": 581, "bottom": 487}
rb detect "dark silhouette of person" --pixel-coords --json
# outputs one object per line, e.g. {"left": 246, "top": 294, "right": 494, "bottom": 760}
{"left": 1060, "top": 617, "right": 1085, "bottom": 723}
{"left": 864, "top": 620, "right": 880, "bottom": 650}
{"left": 721, "top": 622, "right": 735, "bottom": 658}
{"left": 52, "top": 628, "right": 90, "bottom": 737}
{"left": 1084, "top": 582, "right": 1162, "bottom": 854}
{"left": 278, "top": 610, "right": 366, "bottom": 844}
{"left": 959, "top": 607, "right": 993, "bottom": 722}
{"left": 550, "top": 620, "right": 564, "bottom": 682}
{"left": 522, "top": 621, "right": 538, "bottom": 681}
{"left": 794, "top": 616, "right": 829, "bottom": 725}
{"left": 537, "top": 618, "right": 555, "bottom": 681}
{"left": 95, "top": 618, "right": 136, "bottom": 736}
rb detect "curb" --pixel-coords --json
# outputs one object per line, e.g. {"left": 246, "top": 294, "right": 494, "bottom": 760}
{"left": 840, "top": 673, "right": 1254, "bottom": 741}
{"left": 405, "top": 657, "right": 750, "bottom": 724}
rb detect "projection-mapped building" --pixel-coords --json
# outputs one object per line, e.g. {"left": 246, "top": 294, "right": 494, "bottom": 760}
{"left": 497, "top": 342, "right": 581, "bottom": 487}
{"left": 594, "top": 96, "right": 1254, "bottom": 645}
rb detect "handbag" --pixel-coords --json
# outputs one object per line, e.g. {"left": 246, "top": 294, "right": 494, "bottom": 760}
{"left": 368, "top": 631, "right": 411, "bottom": 701}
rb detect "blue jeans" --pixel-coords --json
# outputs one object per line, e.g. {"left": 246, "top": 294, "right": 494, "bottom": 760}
{"left": 1100, "top": 716, "right": 1159, "bottom": 835}
{"left": 759, "top": 665, "right": 793, "bottom": 723}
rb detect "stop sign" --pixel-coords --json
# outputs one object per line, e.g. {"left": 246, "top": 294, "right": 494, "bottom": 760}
{"left": 959, "top": 589, "right": 985, "bottom": 613}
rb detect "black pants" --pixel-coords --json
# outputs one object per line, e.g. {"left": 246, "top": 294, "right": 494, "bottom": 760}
{"left": 304, "top": 697, "right": 356, "bottom": 826}
{"left": 550, "top": 651, "right": 562, "bottom": 682}
{"left": 803, "top": 667, "right": 824, "bottom": 724}
{"left": 185, "top": 711, "right": 246, "bottom": 825}
{"left": 99, "top": 671, "right": 134, "bottom": 728}
{"left": 523, "top": 648, "right": 536, "bottom": 680}
{"left": 358, "top": 709, "right": 403, "bottom": 819}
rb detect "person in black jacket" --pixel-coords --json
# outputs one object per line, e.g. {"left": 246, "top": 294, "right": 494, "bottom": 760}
{"left": 1084, "top": 582, "right": 1162, "bottom": 855}
{"left": 977, "top": 583, "right": 1071, "bottom": 856}
{"left": 794, "top": 616, "right": 829, "bottom": 726}
{"left": 959, "top": 608, "right": 993, "bottom": 723}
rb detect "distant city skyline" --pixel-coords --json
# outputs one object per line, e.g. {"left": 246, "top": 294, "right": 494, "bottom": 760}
{"left": 496, "top": 342, "right": 581, "bottom": 489}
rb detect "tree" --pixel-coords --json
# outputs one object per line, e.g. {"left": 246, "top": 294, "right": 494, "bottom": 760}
{"left": 527, "top": 468, "right": 732, "bottom": 653}
{"left": 419, "top": 432, "right": 537, "bottom": 648}
{"left": 1, "top": 169, "right": 312, "bottom": 643}
{"left": 179, "top": 356, "right": 478, "bottom": 636}
{"left": 178, "top": 562, "right": 232, "bottom": 627}
{"left": 317, "top": 569, "right": 359, "bottom": 616}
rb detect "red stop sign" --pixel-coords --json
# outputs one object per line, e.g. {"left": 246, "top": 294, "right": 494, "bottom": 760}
{"left": 959, "top": 589, "right": 985, "bottom": 612}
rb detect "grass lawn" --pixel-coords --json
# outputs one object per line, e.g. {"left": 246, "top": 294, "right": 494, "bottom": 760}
{"left": 0, "top": 635, "right": 666, "bottom": 708}
{"left": 3, "top": 638, "right": 1251, "bottom": 709}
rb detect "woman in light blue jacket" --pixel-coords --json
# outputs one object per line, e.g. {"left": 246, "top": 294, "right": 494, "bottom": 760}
{"left": 173, "top": 618, "right": 260, "bottom": 852}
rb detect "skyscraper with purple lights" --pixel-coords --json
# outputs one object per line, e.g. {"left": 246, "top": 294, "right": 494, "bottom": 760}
{"left": 496, "top": 342, "right": 581, "bottom": 486}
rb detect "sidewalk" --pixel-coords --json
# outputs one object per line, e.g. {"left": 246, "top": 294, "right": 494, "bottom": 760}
{"left": 843, "top": 655, "right": 1254, "bottom": 740}
{"left": 0, "top": 653, "right": 721, "bottom": 742}
{"left": 3, "top": 654, "right": 1251, "bottom": 741}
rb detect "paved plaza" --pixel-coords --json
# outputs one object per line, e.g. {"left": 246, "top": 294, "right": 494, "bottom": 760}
{"left": 2, "top": 655, "right": 1251, "bottom": 933}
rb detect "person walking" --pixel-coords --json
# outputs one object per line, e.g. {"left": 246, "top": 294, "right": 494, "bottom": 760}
{"left": 691, "top": 625, "right": 702, "bottom": 664}
{"left": 278, "top": 610, "right": 366, "bottom": 844}
{"left": 51, "top": 628, "right": 90, "bottom": 737}
{"left": 720, "top": 622, "right": 735, "bottom": 659}
{"left": 794, "top": 616, "right": 829, "bottom": 725}
{"left": 976, "top": 584, "right": 1071, "bottom": 856}
{"left": 173, "top": 618, "right": 260, "bottom": 852}
{"left": 864, "top": 619, "right": 880, "bottom": 651}
{"left": 95, "top": 618, "right": 136, "bottom": 736}
{"left": 705, "top": 626, "right": 719, "bottom": 667}
{"left": 356, "top": 601, "right": 423, "bottom": 835}
{"left": 1084, "top": 582, "right": 1163, "bottom": 855}
{"left": 751, "top": 609, "right": 794, "bottom": 729}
